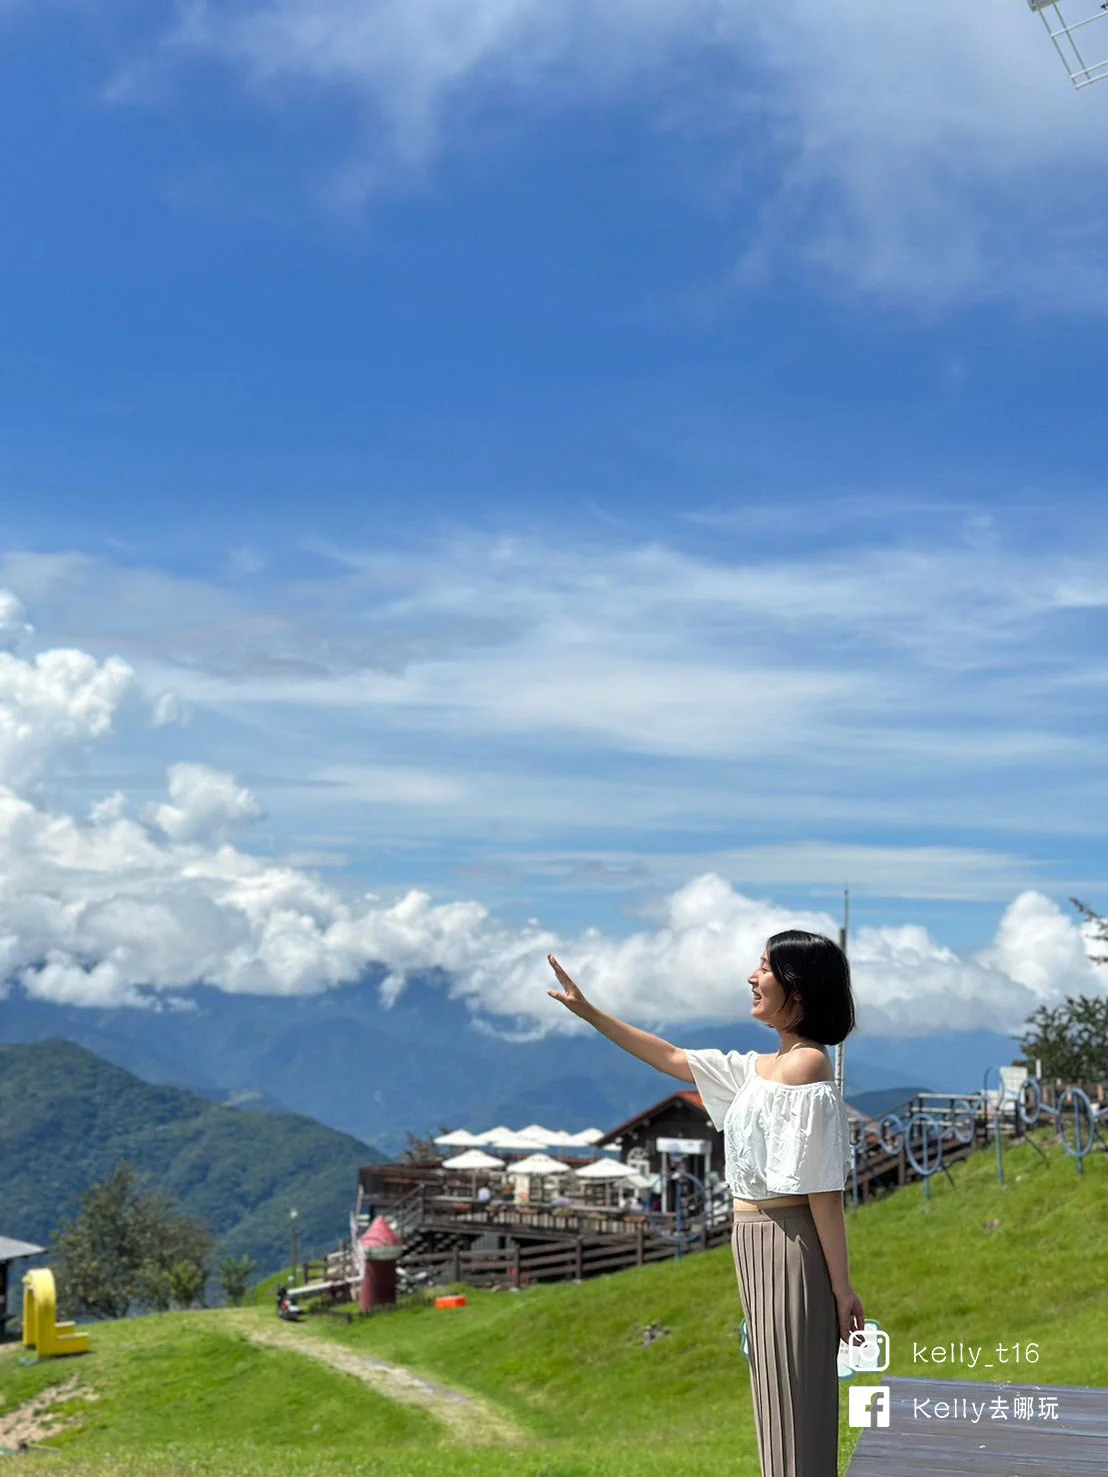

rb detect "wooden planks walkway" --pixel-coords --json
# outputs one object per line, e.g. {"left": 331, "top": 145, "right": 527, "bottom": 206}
{"left": 845, "top": 1376, "right": 1108, "bottom": 1475}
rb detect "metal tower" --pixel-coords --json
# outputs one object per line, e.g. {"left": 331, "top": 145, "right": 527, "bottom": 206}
{"left": 1029, "top": 0, "right": 1108, "bottom": 88}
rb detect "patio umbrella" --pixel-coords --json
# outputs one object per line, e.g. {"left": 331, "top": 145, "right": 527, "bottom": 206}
{"left": 505, "top": 1151, "right": 573, "bottom": 1206}
{"left": 516, "top": 1123, "right": 564, "bottom": 1145}
{"left": 468, "top": 1124, "right": 514, "bottom": 1145}
{"left": 539, "top": 1129, "right": 580, "bottom": 1146}
{"left": 574, "top": 1156, "right": 637, "bottom": 1208}
{"left": 484, "top": 1129, "right": 549, "bottom": 1154}
{"left": 433, "top": 1128, "right": 485, "bottom": 1146}
{"left": 440, "top": 1147, "right": 507, "bottom": 1197}
{"left": 574, "top": 1160, "right": 637, "bottom": 1178}
{"left": 509, "top": 1152, "right": 574, "bottom": 1176}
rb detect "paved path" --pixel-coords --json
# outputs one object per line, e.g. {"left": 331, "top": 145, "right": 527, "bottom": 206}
{"left": 845, "top": 1375, "right": 1108, "bottom": 1475}
{"left": 232, "top": 1318, "right": 528, "bottom": 1447}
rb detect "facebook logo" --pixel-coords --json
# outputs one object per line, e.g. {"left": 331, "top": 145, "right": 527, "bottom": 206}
{"left": 848, "top": 1386, "right": 890, "bottom": 1428}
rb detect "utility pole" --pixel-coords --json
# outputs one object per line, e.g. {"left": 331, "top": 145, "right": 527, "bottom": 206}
{"left": 836, "top": 888, "right": 849, "bottom": 1095}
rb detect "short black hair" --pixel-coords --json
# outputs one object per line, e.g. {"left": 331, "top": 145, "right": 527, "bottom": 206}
{"left": 765, "top": 930, "right": 855, "bottom": 1047}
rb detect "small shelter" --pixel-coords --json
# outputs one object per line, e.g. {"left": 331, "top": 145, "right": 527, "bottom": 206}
{"left": 358, "top": 1216, "right": 405, "bottom": 1314}
{"left": 0, "top": 1236, "right": 45, "bottom": 1342}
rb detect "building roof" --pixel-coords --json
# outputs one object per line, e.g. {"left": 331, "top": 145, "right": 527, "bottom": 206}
{"left": 596, "top": 1089, "right": 707, "bottom": 1144}
{"left": 600, "top": 1086, "right": 869, "bottom": 1144}
{"left": 0, "top": 1236, "right": 45, "bottom": 1262}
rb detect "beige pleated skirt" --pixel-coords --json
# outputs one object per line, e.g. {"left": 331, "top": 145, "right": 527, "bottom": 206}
{"left": 731, "top": 1204, "right": 839, "bottom": 1477}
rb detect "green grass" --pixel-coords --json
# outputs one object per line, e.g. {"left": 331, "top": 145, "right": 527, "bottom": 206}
{"left": 2, "top": 1124, "right": 1104, "bottom": 1476}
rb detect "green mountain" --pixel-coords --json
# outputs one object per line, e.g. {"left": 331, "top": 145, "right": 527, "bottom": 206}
{"left": 0, "top": 1039, "right": 387, "bottom": 1277}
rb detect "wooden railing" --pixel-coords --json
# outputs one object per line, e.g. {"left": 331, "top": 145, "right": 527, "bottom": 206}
{"left": 397, "top": 1216, "right": 736, "bottom": 1289}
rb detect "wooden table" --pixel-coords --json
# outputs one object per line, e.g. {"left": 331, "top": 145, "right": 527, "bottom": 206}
{"left": 845, "top": 1376, "right": 1108, "bottom": 1475}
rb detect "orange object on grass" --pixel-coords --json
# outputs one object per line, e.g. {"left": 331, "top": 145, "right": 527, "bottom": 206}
{"left": 435, "top": 1294, "right": 467, "bottom": 1309}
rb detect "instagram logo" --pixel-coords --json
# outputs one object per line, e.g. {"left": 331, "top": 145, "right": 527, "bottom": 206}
{"left": 847, "top": 1325, "right": 890, "bottom": 1372}
{"left": 848, "top": 1386, "right": 890, "bottom": 1428}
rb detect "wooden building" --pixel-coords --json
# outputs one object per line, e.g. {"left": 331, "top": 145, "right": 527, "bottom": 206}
{"left": 595, "top": 1087, "right": 721, "bottom": 1209}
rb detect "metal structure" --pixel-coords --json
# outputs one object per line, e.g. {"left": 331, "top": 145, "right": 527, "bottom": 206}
{"left": 836, "top": 888, "right": 848, "bottom": 1098}
{"left": 1014, "top": 1071, "right": 1107, "bottom": 1175}
{"left": 642, "top": 1155, "right": 708, "bottom": 1259}
{"left": 1028, "top": 0, "right": 1108, "bottom": 89}
{"left": 866, "top": 1094, "right": 978, "bottom": 1204}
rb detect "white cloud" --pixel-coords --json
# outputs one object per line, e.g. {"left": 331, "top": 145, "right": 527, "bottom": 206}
{"left": 0, "top": 645, "right": 138, "bottom": 792}
{"left": 150, "top": 0, "right": 1108, "bottom": 300}
{"left": 3, "top": 528, "right": 1106, "bottom": 859}
{"left": 149, "top": 761, "right": 266, "bottom": 843}
{"left": 0, "top": 586, "right": 1101, "bottom": 1033}
{"left": 0, "top": 590, "right": 33, "bottom": 652}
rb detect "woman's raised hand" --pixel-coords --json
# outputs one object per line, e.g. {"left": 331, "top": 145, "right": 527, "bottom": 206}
{"left": 546, "top": 954, "right": 591, "bottom": 1018}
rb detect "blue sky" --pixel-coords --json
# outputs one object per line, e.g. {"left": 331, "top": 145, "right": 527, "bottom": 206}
{"left": 0, "top": 0, "right": 1106, "bottom": 1042}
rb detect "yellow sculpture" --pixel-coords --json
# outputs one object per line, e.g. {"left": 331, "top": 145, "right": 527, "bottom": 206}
{"left": 22, "top": 1269, "right": 89, "bottom": 1357}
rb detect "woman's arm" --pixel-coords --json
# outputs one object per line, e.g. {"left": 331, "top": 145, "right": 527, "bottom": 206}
{"left": 546, "top": 954, "right": 691, "bottom": 1079}
{"left": 807, "top": 1191, "right": 864, "bottom": 1343}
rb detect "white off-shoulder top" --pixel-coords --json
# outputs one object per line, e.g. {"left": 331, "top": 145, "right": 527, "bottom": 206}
{"left": 683, "top": 1047, "right": 852, "bottom": 1200}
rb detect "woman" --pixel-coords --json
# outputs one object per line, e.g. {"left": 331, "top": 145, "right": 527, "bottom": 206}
{"left": 547, "top": 931, "right": 863, "bottom": 1477}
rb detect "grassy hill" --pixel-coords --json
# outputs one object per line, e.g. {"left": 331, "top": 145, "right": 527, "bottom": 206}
{"left": 0, "top": 1120, "right": 1104, "bottom": 1475}
{"left": 0, "top": 1039, "right": 386, "bottom": 1275}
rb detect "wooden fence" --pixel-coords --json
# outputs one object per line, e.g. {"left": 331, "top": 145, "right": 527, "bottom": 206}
{"left": 397, "top": 1215, "right": 737, "bottom": 1289}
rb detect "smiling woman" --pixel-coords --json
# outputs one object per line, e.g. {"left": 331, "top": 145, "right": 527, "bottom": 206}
{"left": 547, "top": 935, "right": 861, "bottom": 1477}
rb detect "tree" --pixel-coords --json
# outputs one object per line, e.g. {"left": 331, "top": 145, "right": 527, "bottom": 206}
{"left": 167, "top": 1259, "right": 208, "bottom": 1309}
{"left": 400, "top": 1127, "right": 446, "bottom": 1164}
{"left": 1014, "top": 900, "right": 1108, "bottom": 1083}
{"left": 219, "top": 1254, "right": 257, "bottom": 1308}
{"left": 1072, "top": 897, "right": 1108, "bottom": 965}
{"left": 1016, "top": 998, "right": 1108, "bottom": 1082}
{"left": 52, "top": 1163, "right": 213, "bottom": 1320}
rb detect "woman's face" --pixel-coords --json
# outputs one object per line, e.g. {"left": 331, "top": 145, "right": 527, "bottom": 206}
{"left": 748, "top": 949, "right": 798, "bottom": 1030}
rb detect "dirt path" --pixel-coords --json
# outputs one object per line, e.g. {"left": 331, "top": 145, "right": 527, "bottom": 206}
{"left": 231, "top": 1319, "right": 527, "bottom": 1447}
{"left": 0, "top": 1373, "right": 98, "bottom": 1452}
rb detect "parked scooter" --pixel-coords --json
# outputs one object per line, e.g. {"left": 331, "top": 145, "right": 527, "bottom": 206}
{"left": 396, "top": 1265, "right": 434, "bottom": 1294}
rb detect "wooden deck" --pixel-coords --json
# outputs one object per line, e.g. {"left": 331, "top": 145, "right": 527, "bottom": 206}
{"left": 845, "top": 1376, "right": 1108, "bottom": 1475}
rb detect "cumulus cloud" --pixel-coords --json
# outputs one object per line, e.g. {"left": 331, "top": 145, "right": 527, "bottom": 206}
{"left": 149, "top": 762, "right": 265, "bottom": 843}
{"left": 0, "top": 586, "right": 1102, "bottom": 1031}
{"left": 0, "top": 644, "right": 138, "bottom": 793}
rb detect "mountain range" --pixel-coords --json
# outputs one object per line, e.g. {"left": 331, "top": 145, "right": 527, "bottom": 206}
{"left": 0, "top": 968, "right": 1029, "bottom": 1156}
{"left": 0, "top": 1039, "right": 386, "bottom": 1275}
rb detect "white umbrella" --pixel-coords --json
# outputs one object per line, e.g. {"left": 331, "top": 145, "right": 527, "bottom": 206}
{"left": 470, "top": 1125, "right": 514, "bottom": 1144}
{"left": 506, "top": 1151, "right": 573, "bottom": 1208}
{"left": 486, "top": 1130, "right": 549, "bottom": 1152}
{"left": 575, "top": 1156, "right": 636, "bottom": 1209}
{"left": 434, "top": 1129, "right": 485, "bottom": 1146}
{"left": 509, "top": 1153, "right": 574, "bottom": 1175}
{"left": 516, "top": 1123, "right": 563, "bottom": 1144}
{"left": 441, "top": 1149, "right": 507, "bottom": 1169}
{"left": 440, "top": 1147, "right": 507, "bottom": 1199}
{"left": 574, "top": 1159, "right": 637, "bottom": 1179}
